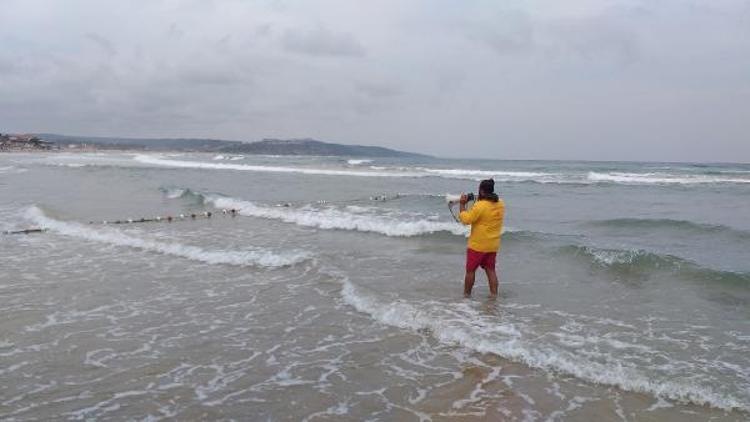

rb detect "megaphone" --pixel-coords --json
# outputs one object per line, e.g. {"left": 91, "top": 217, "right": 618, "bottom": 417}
{"left": 445, "top": 192, "right": 475, "bottom": 205}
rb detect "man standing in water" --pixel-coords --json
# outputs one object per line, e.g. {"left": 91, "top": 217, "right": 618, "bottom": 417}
{"left": 459, "top": 179, "right": 505, "bottom": 297}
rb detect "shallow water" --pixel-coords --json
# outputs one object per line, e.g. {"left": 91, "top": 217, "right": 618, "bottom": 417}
{"left": 1, "top": 152, "right": 748, "bottom": 421}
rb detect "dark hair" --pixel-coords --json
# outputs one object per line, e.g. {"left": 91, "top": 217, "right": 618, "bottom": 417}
{"left": 478, "top": 179, "right": 498, "bottom": 202}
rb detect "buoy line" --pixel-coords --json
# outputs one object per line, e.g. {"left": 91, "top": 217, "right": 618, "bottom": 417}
{"left": 87, "top": 209, "right": 239, "bottom": 225}
{"left": 3, "top": 209, "right": 241, "bottom": 235}
{"left": 253, "top": 193, "right": 403, "bottom": 208}
{"left": 3, "top": 228, "right": 47, "bottom": 235}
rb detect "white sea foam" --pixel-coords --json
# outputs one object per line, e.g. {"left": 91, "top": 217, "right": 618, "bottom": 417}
{"left": 50, "top": 153, "right": 750, "bottom": 186}
{"left": 163, "top": 188, "right": 187, "bottom": 199}
{"left": 211, "top": 154, "right": 244, "bottom": 161}
{"left": 26, "top": 206, "right": 309, "bottom": 268}
{"left": 41, "top": 162, "right": 96, "bottom": 170}
{"left": 0, "top": 166, "right": 29, "bottom": 174}
{"left": 204, "top": 196, "right": 469, "bottom": 237}
{"left": 133, "top": 155, "right": 422, "bottom": 178}
{"left": 588, "top": 172, "right": 750, "bottom": 185}
{"left": 585, "top": 248, "right": 651, "bottom": 266}
{"left": 133, "top": 155, "right": 572, "bottom": 183}
{"left": 343, "top": 205, "right": 379, "bottom": 214}
{"left": 340, "top": 281, "right": 748, "bottom": 412}
{"left": 418, "top": 168, "right": 556, "bottom": 180}
{"left": 347, "top": 159, "right": 373, "bottom": 165}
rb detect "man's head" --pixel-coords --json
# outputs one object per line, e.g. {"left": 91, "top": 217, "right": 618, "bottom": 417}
{"left": 478, "top": 179, "right": 498, "bottom": 201}
{"left": 479, "top": 179, "right": 494, "bottom": 195}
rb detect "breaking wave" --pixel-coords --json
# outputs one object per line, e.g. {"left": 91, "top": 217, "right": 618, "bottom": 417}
{"left": 590, "top": 218, "right": 750, "bottom": 239}
{"left": 159, "top": 187, "right": 205, "bottom": 201}
{"left": 161, "top": 188, "right": 532, "bottom": 239}
{"left": 346, "top": 159, "right": 373, "bottom": 165}
{"left": 562, "top": 245, "right": 684, "bottom": 269}
{"left": 26, "top": 206, "right": 310, "bottom": 268}
{"left": 133, "top": 155, "right": 423, "bottom": 178}
{"left": 0, "top": 166, "right": 28, "bottom": 174}
{"left": 560, "top": 244, "right": 750, "bottom": 284}
{"left": 212, "top": 155, "right": 244, "bottom": 161}
{"left": 203, "top": 195, "right": 470, "bottom": 237}
{"left": 416, "top": 167, "right": 560, "bottom": 181}
{"left": 587, "top": 172, "right": 750, "bottom": 185}
{"left": 130, "top": 155, "right": 581, "bottom": 184}
{"left": 340, "top": 281, "right": 749, "bottom": 412}
{"left": 49, "top": 154, "right": 748, "bottom": 187}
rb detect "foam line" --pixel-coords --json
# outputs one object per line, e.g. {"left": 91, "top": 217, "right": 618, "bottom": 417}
{"left": 26, "top": 206, "right": 309, "bottom": 268}
{"left": 347, "top": 159, "right": 373, "bottom": 165}
{"left": 588, "top": 172, "right": 750, "bottom": 185}
{"left": 134, "top": 155, "right": 423, "bottom": 178}
{"left": 340, "top": 281, "right": 749, "bottom": 412}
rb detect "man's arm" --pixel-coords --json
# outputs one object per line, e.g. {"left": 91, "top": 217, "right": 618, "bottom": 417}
{"left": 459, "top": 194, "right": 468, "bottom": 213}
{"left": 458, "top": 195, "right": 481, "bottom": 225}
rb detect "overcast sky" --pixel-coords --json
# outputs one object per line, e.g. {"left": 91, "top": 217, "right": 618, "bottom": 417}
{"left": 1, "top": 0, "right": 749, "bottom": 162}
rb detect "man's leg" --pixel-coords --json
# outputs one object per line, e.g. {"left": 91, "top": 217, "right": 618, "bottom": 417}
{"left": 464, "top": 270, "right": 476, "bottom": 297}
{"left": 484, "top": 268, "right": 499, "bottom": 297}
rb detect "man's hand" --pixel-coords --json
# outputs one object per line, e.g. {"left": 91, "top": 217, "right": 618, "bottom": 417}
{"left": 459, "top": 194, "right": 468, "bottom": 205}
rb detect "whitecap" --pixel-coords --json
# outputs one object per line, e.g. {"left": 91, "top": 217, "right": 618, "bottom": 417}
{"left": 163, "top": 188, "right": 187, "bottom": 199}
{"left": 347, "top": 159, "right": 373, "bottom": 165}
{"left": 417, "top": 168, "right": 555, "bottom": 180}
{"left": 133, "top": 154, "right": 422, "bottom": 178}
{"left": 588, "top": 172, "right": 750, "bottom": 185}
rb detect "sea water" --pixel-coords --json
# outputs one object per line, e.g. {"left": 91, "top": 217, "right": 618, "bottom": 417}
{"left": 0, "top": 151, "right": 748, "bottom": 421}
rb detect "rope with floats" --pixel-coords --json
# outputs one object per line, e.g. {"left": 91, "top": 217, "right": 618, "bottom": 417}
{"left": 3, "top": 208, "right": 241, "bottom": 235}
{"left": 3, "top": 228, "right": 48, "bottom": 235}
{"left": 87, "top": 209, "right": 240, "bottom": 225}
{"left": 271, "top": 193, "right": 403, "bottom": 208}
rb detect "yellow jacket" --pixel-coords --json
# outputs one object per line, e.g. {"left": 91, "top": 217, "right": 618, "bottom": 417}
{"left": 459, "top": 199, "right": 505, "bottom": 252}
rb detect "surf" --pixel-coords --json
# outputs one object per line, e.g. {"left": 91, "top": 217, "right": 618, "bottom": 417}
{"left": 203, "top": 195, "right": 470, "bottom": 237}
{"left": 133, "top": 154, "right": 424, "bottom": 178}
{"left": 587, "top": 171, "right": 750, "bottom": 185}
{"left": 589, "top": 218, "right": 750, "bottom": 239}
{"left": 559, "top": 244, "right": 750, "bottom": 285}
{"left": 25, "top": 206, "right": 310, "bottom": 268}
{"left": 339, "top": 279, "right": 749, "bottom": 412}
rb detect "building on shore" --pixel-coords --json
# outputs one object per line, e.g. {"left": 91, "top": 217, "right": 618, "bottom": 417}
{"left": 0, "top": 133, "right": 55, "bottom": 151}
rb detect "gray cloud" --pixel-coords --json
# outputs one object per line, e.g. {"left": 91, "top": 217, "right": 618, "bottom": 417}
{"left": 0, "top": 58, "right": 14, "bottom": 74}
{"left": 0, "top": 0, "right": 748, "bottom": 161}
{"left": 282, "top": 26, "right": 365, "bottom": 57}
{"left": 355, "top": 81, "right": 402, "bottom": 98}
{"left": 542, "top": 16, "right": 638, "bottom": 66}
{"left": 468, "top": 10, "right": 535, "bottom": 55}
{"left": 84, "top": 32, "right": 117, "bottom": 57}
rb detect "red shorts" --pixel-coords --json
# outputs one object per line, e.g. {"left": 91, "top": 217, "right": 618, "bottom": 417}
{"left": 466, "top": 248, "right": 497, "bottom": 272}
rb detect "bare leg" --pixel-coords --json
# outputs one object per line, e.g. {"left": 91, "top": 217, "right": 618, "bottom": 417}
{"left": 484, "top": 268, "right": 499, "bottom": 298}
{"left": 464, "top": 270, "right": 476, "bottom": 297}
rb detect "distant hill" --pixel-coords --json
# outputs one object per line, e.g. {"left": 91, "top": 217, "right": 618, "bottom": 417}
{"left": 36, "top": 134, "right": 427, "bottom": 158}
{"left": 37, "top": 134, "right": 235, "bottom": 151}
{"left": 220, "top": 138, "right": 426, "bottom": 157}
